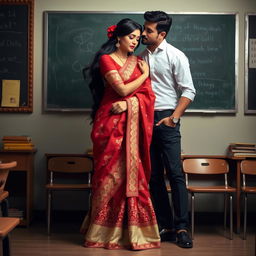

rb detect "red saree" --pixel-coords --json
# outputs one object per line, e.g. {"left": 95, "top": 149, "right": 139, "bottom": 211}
{"left": 81, "top": 54, "right": 160, "bottom": 250}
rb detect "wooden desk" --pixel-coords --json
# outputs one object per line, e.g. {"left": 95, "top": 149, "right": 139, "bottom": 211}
{"left": 0, "top": 150, "right": 36, "bottom": 227}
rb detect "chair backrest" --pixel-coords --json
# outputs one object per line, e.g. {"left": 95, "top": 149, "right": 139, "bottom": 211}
{"left": 182, "top": 158, "right": 229, "bottom": 187}
{"left": 0, "top": 161, "right": 17, "bottom": 191}
{"left": 183, "top": 158, "right": 229, "bottom": 174}
{"left": 48, "top": 157, "right": 92, "bottom": 173}
{"left": 241, "top": 160, "right": 256, "bottom": 175}
{"left": 47, "top": 157, "right": 93, "bottom": 185}
{"left": 241, "top": 160, "right": 256, "bottom": 188}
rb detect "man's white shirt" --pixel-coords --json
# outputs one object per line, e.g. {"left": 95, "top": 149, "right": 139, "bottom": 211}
{"left": 140, "top": 39, "right": 196, "bottom": 110}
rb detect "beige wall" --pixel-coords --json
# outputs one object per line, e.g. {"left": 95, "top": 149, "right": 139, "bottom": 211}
{"left": 0, "top": 0, "right": 256, "bottom": 210}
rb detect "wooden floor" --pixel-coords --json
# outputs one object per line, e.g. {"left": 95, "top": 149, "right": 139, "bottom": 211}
{"left": 10, "top": 220, "right": 255, "bottom": 256}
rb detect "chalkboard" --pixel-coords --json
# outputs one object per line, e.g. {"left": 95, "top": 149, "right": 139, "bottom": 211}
{"left": 245, "top": 13, "right": 256, "bottom": 114}
{"left": 43, "top": 12, "right": 237, "bottom": 113}
{"left": 0, "top": 0, "right": 34, "bottom": 113}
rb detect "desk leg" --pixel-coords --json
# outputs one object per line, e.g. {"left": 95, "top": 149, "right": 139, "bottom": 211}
{"left": 236, "top": 160, "right": 241, "bottom": 234}
{"left": 26, "top": 155, "right": 34, "bottom": 227}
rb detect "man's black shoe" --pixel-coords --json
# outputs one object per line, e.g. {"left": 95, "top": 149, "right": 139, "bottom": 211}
{"left": 159, "top": 229, "right": 176, "bottom": 242}
{"left": 176, "top": 231, "right": 193, "bottom": 248}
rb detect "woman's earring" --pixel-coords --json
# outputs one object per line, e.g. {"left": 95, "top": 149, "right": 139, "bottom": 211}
{"left": 116, "top": 40, "right": 120, "bottom": 48}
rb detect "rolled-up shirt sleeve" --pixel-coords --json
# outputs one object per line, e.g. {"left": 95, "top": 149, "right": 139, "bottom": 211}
{"left": 173, "top": 52, "right": 196, "bottom": 102}
{"left": 140, "top": 40, "right": 196, "bottom": 110}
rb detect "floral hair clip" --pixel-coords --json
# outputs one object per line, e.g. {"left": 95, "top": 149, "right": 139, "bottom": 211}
{"left": 107, "top": 25, "right": 117, "bottom": 38}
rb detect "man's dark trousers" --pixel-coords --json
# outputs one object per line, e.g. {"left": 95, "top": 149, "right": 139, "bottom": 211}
{"left": 150, "top": 109, "right": 189, "bottom": 231}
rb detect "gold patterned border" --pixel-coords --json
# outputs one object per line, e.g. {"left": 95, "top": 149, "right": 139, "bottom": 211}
{"left": 119, "top": 55, "right": 137, "bottom": 81}
{"left": 85, "top": 222, "right": 160, "bottom": 250}
{"left": 126, "top": 96, "right": 139, "bottom": 197}
{"left": 91, "top": 154, "right": 125, "bottom": 218}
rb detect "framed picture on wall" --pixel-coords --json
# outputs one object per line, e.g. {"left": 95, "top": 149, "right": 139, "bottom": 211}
{"left": 245, "top": 13, "right": 256, "bottom": 114}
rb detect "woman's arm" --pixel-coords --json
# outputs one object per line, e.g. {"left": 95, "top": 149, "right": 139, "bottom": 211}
{"left": 105, "top": 59, "right": 149, "bottom": 97}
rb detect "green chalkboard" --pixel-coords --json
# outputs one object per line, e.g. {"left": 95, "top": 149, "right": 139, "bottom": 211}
{"left": 43, "top": 12, "right": 237, "bottom": 113}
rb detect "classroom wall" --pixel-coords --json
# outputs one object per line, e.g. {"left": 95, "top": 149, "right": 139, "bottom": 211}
{"left": 0, "top": 0, "right": 256, "bottom": 211}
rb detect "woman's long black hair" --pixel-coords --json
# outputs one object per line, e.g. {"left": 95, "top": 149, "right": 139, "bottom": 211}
{"left": 83, "top": 18, "right": 142, "bottom": 122}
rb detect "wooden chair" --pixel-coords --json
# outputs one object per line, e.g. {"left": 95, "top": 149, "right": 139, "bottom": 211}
{"left": 0, "top": 217, "right": 20, "bottom": 256}
{"left": 0, "top": 162, "right": 17, "bottom": 217}
{"left": 46, "top": 156, "right": 93, "bottom": 235}
{"left": 182, "top": 158, "right": 236, "bottom": 240}
{"left": 240, "top": 159, "right": 256, "bottom": 240}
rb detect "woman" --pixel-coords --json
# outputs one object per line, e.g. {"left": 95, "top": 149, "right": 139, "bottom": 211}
{"left": 81, "top": 18, "right": 160, "bottom": 250}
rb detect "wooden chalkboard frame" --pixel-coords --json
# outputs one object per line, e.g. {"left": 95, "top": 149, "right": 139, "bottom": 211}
{"left": 0, "top": 0, "right": 34, "bottom": 113}
{"left": 43, "top": 11, "right": 238, "bottom": 113}
{"left": 245, "top": 13, "right": 256, "bottom": 114}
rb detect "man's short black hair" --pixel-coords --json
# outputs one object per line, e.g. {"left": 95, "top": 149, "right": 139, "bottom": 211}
{"left": 144, "top": 11, "right": 172, "bottom": 36}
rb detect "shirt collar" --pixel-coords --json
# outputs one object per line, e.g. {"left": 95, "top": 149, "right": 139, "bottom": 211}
{"left": 158, "top": 39, "right": 167, "bottom": 50}
{"left": 146, "top": 39, "right": 167, "bottom": 54}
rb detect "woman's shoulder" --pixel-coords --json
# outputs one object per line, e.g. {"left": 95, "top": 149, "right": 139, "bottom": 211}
{"left": 100, "top": 54, "right": 115, "bottom": 66}
{"left": 100, "top": 54, "right": 112, "bottom": 61}
{"left": 99, "top": 54, "right": 117, "bottom": 74}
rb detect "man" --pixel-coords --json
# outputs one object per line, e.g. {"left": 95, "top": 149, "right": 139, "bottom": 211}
{"left": 140, "top": 11, "right": 196, "bottom": 248}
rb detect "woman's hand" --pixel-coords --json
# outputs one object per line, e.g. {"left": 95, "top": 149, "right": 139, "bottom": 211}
{"left": 138, "top": 60, "right": 149, "bottom": 77}
{"left": 111, "top": 101, "right": 127, "bottom": 114}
